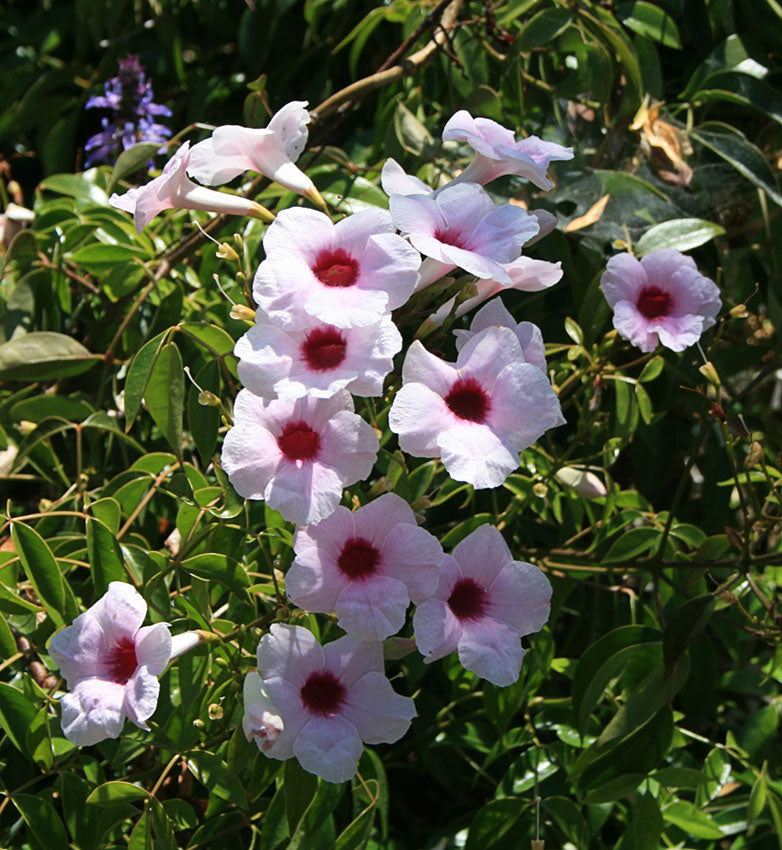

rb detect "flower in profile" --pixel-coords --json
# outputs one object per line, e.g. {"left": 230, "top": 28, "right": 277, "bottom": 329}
{"left": 413, "top": 524, "right": 552, "bottom": 686}
{"left": 253, "top": 207, "right": 421, "bottom": 329}
{"left": 247, "top": 624, "right": 416, "bottom": 783}
{"left": 442, "top": 110, "right": 573, "bottom": 191}
{"left": 235, "top": 312, "right": 402, "bottom": 400}
{"left": 600, "top": 249, "right": 721, "bottom": 353}
{"left": 389, "top": 327, "right": 565, "bottom": 489}
{"left": 49, "top": 582, "right": 172, "bottom": 745}
{"left": 109, "top": 142, "right": 274, "bottom": 232}
{"left": 84, "top": 54, "right": 171, "bottom": 168}
{"left": 287, "top": 493, "right": 444, "bottom": 641}
{"left": 221, "top": 389, "right": 379, "bottom": 525}
{"left": 453, "top": 298, "right": 547, "bottom": 374}
{"left": 389, "top": 182, "right": 539, "bottom": 288}
{"left": 187, "top": 101, "right": 325, "bottom": 208}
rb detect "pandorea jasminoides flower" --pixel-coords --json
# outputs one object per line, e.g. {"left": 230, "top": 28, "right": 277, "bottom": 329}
{"left": 287, "top": 493, "right": 444, "bottom": 641}
{"left": 442, "top": 110, "right": 573, "bottom": 191}
{"left": 426, "top": 256, "right": 563, "bottom": 328}
{"left": 600, "top": 250, "right": 721, "bottom": 353}
{"left": 453, "top": 298, "right": 547, "bottom": 374}
{"left": 49, "top": 582, "right": 175, "bottom": 745}
{"left": 235, "top": 313, "right": 402, "bottom": 400}
{"left": 254, "top": 207, "right": 421, "bottom": 329}
{"left": 109, "top": 142, "right": 274, "bottom": 232}
{"left": 221, "top": 389, "right": 378, "bottom": 525}
{"left": 413, "top": 524, "right": 551, "bottom": 686}
{"left": 389, "top": 183, "right": 539, "bottom": 288}
{"left": 389, "top": 327, "right": 565, "bottom": 489}
{"left": 246, "top": 624, "right": 416, "bottom": 783}
{"left": 187, "top": 101, "right": 324, "bottom": 207}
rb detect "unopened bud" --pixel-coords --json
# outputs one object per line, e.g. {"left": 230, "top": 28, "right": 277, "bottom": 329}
{"left": 7, "top": 181, "right": 23, "bottom": 204}
{"left": 555, "top": 467, "right": 607, "bottom": 499}
{"left": 729, "top": 303, "right": 749, "bottom": 319}
{"left": 699, "top": 361, "right": 721, "bottom": 388}
{"left": 744, "top": 441, "right": 763, "bottom": 469}
{"left": 249, "top": 201, "right": 275, "bottom": 222}
{"left": 208, "top": 703, "right": 224, "bottom": 720}
{"left": 233, "top": 233, "right": 244, "bottom": 249}
{"left": 533, "top": 482, "right": 548, "bottom": 498}
{"left": 17, "top": 420, "right": 36, "bottom": 436}
{"left": 303, "top": 185, "right": 328, "bottom": 212}
{"left": 216, "top": 242, "right": 239, "bottom": 262}
{"left": 230, "top": 303, "right": 256, "bottom": 322}
{"left": 198, "top": 390, "right": 221, "bottom": 407}
{"left": 367, "top": 476, "right": 394, "bottom": 498}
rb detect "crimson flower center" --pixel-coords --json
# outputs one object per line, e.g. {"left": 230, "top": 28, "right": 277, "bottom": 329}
{"left": 313, "top": 249, "right": 359, "bottom": 288}
{"left": 636, "top": 285, "right": 671, "bottom": 319}
{"left": 301, "top": 326, "right": 347, "bottom": 372}
{"left": 300, "top": 671, "right": 345, "bottom": 715}
{"left": 106, "top": 635, "right": 138, "bottom": 685}
{"left": 445, "top": 377, "right": 490, "bottom": 423}
{"left": 434, "top": 227, "right": 467, "bottom": 249}
{"left": 278, "top": 420, "right": 320, "bottom": 461}
{"left": 448, "top": 578, "right": 488, "bottom": 621}
{"left": 337, "top": 537, "right": 380, "bottom": 580}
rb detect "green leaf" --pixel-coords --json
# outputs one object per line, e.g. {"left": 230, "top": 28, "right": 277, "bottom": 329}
{"left": 68, "top": 242, "right": 146, "bottom": 268}
{"left": 26, "top": 705, "right": 54, "bottom": 769}
{"left": 334, "top": 803, "right": 375, "bottom": 850}
{"left": 87, "top": 517, "right": 127, "bottom": 595}
{"left": 187, "top": 359, "right": 221, "bottom": 465}
{"left": 636, "top": 218, "right": 726, "bottom": 256}
{"left": 108, "top": 142, "right": 163, "bottom": 192}
{"left": 11, "top": 521, "right": 65, "bottom": 623}
{"left": 0, "top": 332, "right": 98, "bottom": 381}
{"left": 40, "top": 173, "right": 109, "bottom": 204}
{"left": 542, "top": 796, "right": 589, "bottom": 849}
{"left": 738, "top": 703, "right": 779, "bottom": 761}
{"left": 464, "top": 798, "right": 524, "bottom": 850}
{"left": 90, "top": 497, "right": 122, "bottom": 534}
{"left": 179, "top": 322, "right": 236, "bottom": 356}
{"left": 652, "top": 767, "right": 706, "bottom": 787}
{"left": 617, "top": 792, "right": 663, "bottom": 850}
{"left": 13, "top": 793, "right": 69, "bottom": 850}
{"left": 287, "top": 779, "right": 345, "bottom": 850}
{"left": 694, "top": 71, "right": 782, "bottom": 127}
{"left": 87, "top": 780, "right": 150, "bottom": 805}
{"left": 638, "top": 355, "right": 665, "bottom": 383}
{"left": 616, "top": 1, "right": 682, "bottom": 48}
{"left": 662, "top": 594, "right": 715, "bottom": 676}
{"left": 9, "top": 394, "right": 94, "bottom": 423}
{"left": 691, "top": 122, "right": 782, "bottom": 206}
{"left": 186, "top": 750, "right": 248, "bottom": 808}
{"left": 144, "top": 341, "right": 185, "bottom": 457}
{"left": 0, "top": 681, "right": 38, "bottom": 754}
{"left": 583, "top": 773, "right": 645, "bottom": 803}
{"left": 634, "top": 383, "right": 653, "bottom": 425}
{"left": 517, "top": 7, "right": 573, "bottom": 50}
{"left": 603, "top": 526, "right": 660, "bottom": 563}
{"left": 180, "top": 553, "right": 250, "bottom": 595}
{"left": 124, "top": 331, "right": 168, "bottom": 429}
{"left": 663, "top": 800, "right": 724, "bottom": 839}
{"left": 681, "top": 34, "right": 767, "bottom": 100}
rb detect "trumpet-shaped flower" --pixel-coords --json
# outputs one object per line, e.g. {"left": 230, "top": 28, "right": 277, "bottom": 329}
{"left": 221, "top": 389, "right": 378, "bottom": 525}
{"left": 235, "top": 312, "right": 402, "bottom": 400}
{"left": 453, "top": 298, "right": 547, "bottom": 374}
{"left": 389, "top": 183, "right": 539, "bottom": 288}
{"left": 413, "top": 524, "right": 552, "bottom": 686}
{"left": 389, "top": 326, "right": 565, "bottom": 489}
{"left": 247, "top": 624, "right": 416, "bottom": 783}
{"left": 254, "top": 207, "right": 421, "bottom": 329}
{"left": 287, "top": 493, "right": 444, "bottom": 641}
{"left": 442, "top": 110, "right": 573, "bottom": 190}
{"left": 187, "top": 101, "right": 323, "bottom": 205}
{"left": 600, "top": 249, "right": 721, "bottom": 353}
{"left": 49, "top": 582, "right": 172, "bottom": 745}
{"left": 109, "top": 142, "right": 273, "bottom": 232}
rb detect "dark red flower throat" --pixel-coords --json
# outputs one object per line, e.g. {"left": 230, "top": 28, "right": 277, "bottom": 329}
{"left": 446, "top": 377, "right": 490, "bottom": 423}
{"left": 278, "top": 420, "right": 320, "bottom": 460}
{"left": 636, "top": 285, "right": 671, "bottom": 319}
{"left": 107, "top": 635, "right": 138, "bottom": 685}
{"left": 313, "top": 249, "right": 358, "bottom": 288}
{"left": 300, "top": 671, "right": 345, "bottom": 715}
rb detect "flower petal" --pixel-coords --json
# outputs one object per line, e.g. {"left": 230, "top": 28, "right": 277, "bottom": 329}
{"left": 259, "top": 623, "right": 325, "bottom": 688}
{"left": 60, "top": 679, "right": 126, "bottom": 745}
{"left": 340, "top": 671, "right": 416, "bottom": 744}
{"left": 335, "top": 575, "right": 410, "bottom": 641}
{"left": 293, "top": 715, "right": 364, "bottom": 783}
{"left": 123, "top": 666, "right": 160, "bottom": 729}
{"left": 134, "top": 623, "right": 172, "bottom": 676}
{"left": 458, "top": 618, "right": 525, "bottom": 686}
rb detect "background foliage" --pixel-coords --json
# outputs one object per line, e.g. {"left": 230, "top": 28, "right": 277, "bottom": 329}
{"left": 1, "top": 0, "right": 781, "bottom": 848}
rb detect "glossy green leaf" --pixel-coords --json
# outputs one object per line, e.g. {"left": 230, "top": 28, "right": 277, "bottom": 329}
{"left": 617, "top": 792, "right": 663, "bottom": 850}
{"left": 108, "top": 142, "right": 164, "bottom": 191}
{"left": 663, "top": 800, "right": 724, "bottom": 839}
{"left": 9, "top": 394, "right": 93, "bottom": 423}
{"left": 87, "top": 780, "right": 150, "bottom": 805}
{"left": 638, "top": 355, "right": 665, "bottom": 383}
{"left": 0, "top": 681, "right": 37, "bottom": 754}
{"left": 0, "top": 332, "right": 98, "bottom": 381}
{"left": 87, "top": 517, "right": 127, "bottom": 595}
{"left": 180, "top": 553, "right": 250, "bottom": 594}
{"left": 68, "top": 242, "right": 145, "bottom": 268}
{"left": 636, "top": 218, "right": 726, "bottom": 256}
{"left": 40, "top": 173, "right": 109, "bottom": 204}
{"left": 517, "top": 7, "right": 573, "bottom": 50}
{"left": 11, "top": 521, "right": 65, "bottom": 623}
{"left": 124, "top": 331, "right": 168, "bottom": 429}
{"left": 603, "top": 526, "right": 660, "bottom": 563}
{"left": 144, "top": 340, "right": 185, "bottom": 457}
{"left": 187, "top": 359, "right": 221, "bottom": 465}
{"left": 13, "top": 793, "right": 69, "bottom": 850}
{"left": 616, "top": 1, "right": 682, "bottom": 48}
{"left": 663, "top": 594, "right": 715, "bottom": 676}
{"left": 464, "top": 798, "right": 524, "bottom": 850}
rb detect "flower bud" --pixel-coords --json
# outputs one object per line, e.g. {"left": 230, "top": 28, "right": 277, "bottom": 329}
{"left": 198, "top": 390, "right": 222, "bottom": 407}
{"left": 744, "top": 440, "right": 763, "bottom": 469}
{"left": 230, "top": 303, "right": 256, "bottom": 322}
{"left": 216, "top": 242, "right": 239, "bottom": 262}
{"left": 555, "top": 467, "right": 607, "bottom": 499}
{"left": 699, "top": 361, "right": 721, "bottom": 388}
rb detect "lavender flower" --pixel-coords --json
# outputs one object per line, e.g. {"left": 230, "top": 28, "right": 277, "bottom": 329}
{"left": 84, "top": 55, "right": 171, "bottom": 167}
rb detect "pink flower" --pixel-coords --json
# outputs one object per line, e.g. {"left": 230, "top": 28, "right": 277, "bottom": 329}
{"left": 221, "top": 389, "right": 379, "bottom": 525}
{"left": 235, "top": 313, "right": 402, "bottom": 401}
{"left": 253, "top": 207, "right": 421, "bottom": 330}
{"left": 380, "top": 158, "right": 434, "bottom": 197}
{"left": 243, "top": 672, "right": 285, "bottom": 752}
{"left": 109, "top": 142, "right": 273, "bottom": 233}
{"left": 187, "top": 101, "right": 324, "bottom": 207}
{"left": 389, "top": 327, "right": 565, "bottom": 489}
{"left": 600, "top": 250, "right": 721, "bottom": 353}
{"left": 389, "top": 183, "right": 540, "bottom": 288}
{"left": 249, "top": 624, "right": 416, "bottom": 783}
{"left": 413, "top": 524, "right": 551, "bottom": 686}
{"left": 286, "top": 493, "right": 444, "bottom": 641}
{"left": 426, "top": 256, "right": 563, "bottom": 328}
{"left": 453, "top": 298, "right": 547, "bottom": 374}
{"left": 442, "top": 110, "right": 573, "bottom": 190}
{"left": 49, "top": 582, "right": 172, "bottom": 745}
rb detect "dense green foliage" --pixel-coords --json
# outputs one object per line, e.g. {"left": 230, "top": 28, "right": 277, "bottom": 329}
{"left": 1, "top": 0, "right": 781, "bottom": 848}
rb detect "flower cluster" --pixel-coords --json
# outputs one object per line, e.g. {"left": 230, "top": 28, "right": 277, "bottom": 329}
{"left": 84, "top": 55, "right": 171, "bottom": 168}
{"left": 61, "top": 103, "right": 574, "bottom": 782}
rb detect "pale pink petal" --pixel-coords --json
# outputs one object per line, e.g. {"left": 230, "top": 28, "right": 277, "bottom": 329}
{"left": 601, "top": 253, "right": 645, "bottom": 307}
{"left": 653, "top": 313, "right": 708, "bottom": 352}
{"left": 333, "top": 208, "right": 394, "bottom": 257}
{"left": 285, "top": 544, "right": 349, "bottom": 613}
{"left": 612, "top": 301, "right": 659, "bottom": 352}
{"left": 322, "top": 633, "right": 383, "bottom": 687}
{"left": 413, "top": 598, "right": 463, "bottom": 664}
{"left": 123, "top": 666, "right": 160, "bottom": 729}
{"left": 317, "top": 409, "right": 379, "bottom": 487}
{"left": 220, "top": 421, "right": 281, "bottom": 500}
{"left": 134, "top": 623, "right": 172, "bottom": 676}
{"left": 340, "top": 671, "right": 416, "bottom": 744}
{"left": 468, "top": 204, "right": 538, "bottom": 262}
{"left": 381, "top": 158, "right": 432, "bottom": 196}
{"left": 262, "top": 677, "right": 310, "bottom": 760}
{"left": 49, "top": 614, "right": 109, "bottom": 688}
{"left": 640, "top": 248, "right": 697, "bottom": 290}
{"left": 515, "top": 322, "right": 547, "bottom": 373}
{"left": 437, "top": 422, "right": 521, "bottom": 488}
{"left": 259, "top": 623, "right": 325, "bottom": 688}
{"left": 169, "top": 631, "right": 201, "bottom": 660}
{"left": 265, "top": 459, "right": 344, "bottom": 525}
{"left": 354, "top": 233, "right": 421, "bottom": 309}
{"left": 487, "top": 561, "right": 552, "bottom": 635}
{"left": 266, "top": 100, "right": 310, "bottom": 161}
{"left": 60, "top": 679, "right": 126, "bottom": 745}
{"left": 243, "top": 672, "right": 286, "bottom": 753}
{"left": 451, "top": 523, "right": 510, "bottom": 588}
{"left": 187, "top": 136, "right": 250, "bottom": 184}
{"left": 377, "top": 526, "right": 443, "bottom": 603}
{"left": 93, "top": 582, "right": 147, "bottom": 645}
{"left": 353, "top": 492, "right": 417, "bottom": 545}
{"left": 335, "top": 575, "right": 410, "bottom": 641}
{"left": 435, "top": 182, "right": 495, "bottom": 236}
{"left": 388, "top": 193, "right": 443, "bottom": 237}
{"left": 389, "top": 382, "right": 454, "bottom": 458}
{"left": 262, "top": 208, "right": 334, "bottom": 262}
{"left": 304, "top": 281, "right": 391, "bottom": 329}
{"left": 293, "top": 715, "right": 364, "bottom": 783}
{"left": 454, "top": 326, "right": 524, "bottom": 388}
{"left": 401, "top": 340, "right": 458, "bottom": 395}
{"left": 434, "top": 242, "right": 511, "bottom": 283}
{"left": 294, "top": 506, "right": 356, "bottom": 560}
{"left": 458, "top": 619, "right": 525, "bottom": 686}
